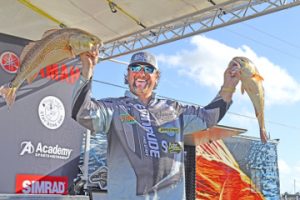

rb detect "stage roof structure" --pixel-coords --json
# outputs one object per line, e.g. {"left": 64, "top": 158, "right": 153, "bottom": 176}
{"left": 1, "top": 0, "right": 300, "bottom": 60}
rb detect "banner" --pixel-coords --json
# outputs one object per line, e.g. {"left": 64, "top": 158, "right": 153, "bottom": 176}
{"left": 74, "top": 132, "right": 107, "bottom": 193}
{"left": 196, "top": 136, "right": 280, "bottom": 200}
{"left": 0, "top": 33, "right": 85, "bottom": 194}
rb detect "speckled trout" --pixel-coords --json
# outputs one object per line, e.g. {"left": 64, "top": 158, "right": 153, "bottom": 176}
{"left": 230, "top": 57, "right": 268, "bottom": 143}
{"left": 0, "top": 28, "right": 102, "bottom": 108}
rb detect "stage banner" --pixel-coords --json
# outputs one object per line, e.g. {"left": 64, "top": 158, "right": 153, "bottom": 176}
{"left": 196, "top": 136, "right": 280, "bottom": 200}
{"left": 76, "top": 132, "right": 108, "bottom": 193}
{"left": 0, "top": 33, "right": 85, "bottom": 194}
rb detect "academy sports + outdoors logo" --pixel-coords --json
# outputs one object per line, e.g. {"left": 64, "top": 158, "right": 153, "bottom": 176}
{"left": 16, "top": 174, "right": 68, "bottom": 194}
{"left": 0, "top": 51, "right": 20, "bottom": 74}
{"left": 19, "top": 141, "right": 73, "bottom": 160}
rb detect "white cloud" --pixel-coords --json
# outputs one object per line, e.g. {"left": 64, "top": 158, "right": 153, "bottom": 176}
{"left": 278, "top": 159, "right": 294, "bottom": 193}
{"left": 276, "top": 159, "right": 300, "bottom": 193}
{"left": 157, "top": 35, "right": 300, "bottom": 106}
{"left": 294, "top": 161, "right": 300, "bottom": 173}
{"left": 278, "top": 159, "right": 291, "bottom": 175}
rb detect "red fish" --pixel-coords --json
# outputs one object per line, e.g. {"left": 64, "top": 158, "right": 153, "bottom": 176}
{"left": 0, "top": 28, "right": 102, "bottom": 108}
{"left": 230, "top": 57, "right": 268, "bottom": 143}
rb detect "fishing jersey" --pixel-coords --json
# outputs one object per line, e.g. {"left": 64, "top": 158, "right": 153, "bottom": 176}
{"left": 72, "top": 76, "right": 231, "bottom": 200}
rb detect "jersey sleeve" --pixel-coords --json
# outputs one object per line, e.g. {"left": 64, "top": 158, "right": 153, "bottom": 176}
{"left": 181, "top": 93, "right": 232, "bottom": 135}
{"left": 71, "top": 76, "right": 113, "bottom": 134}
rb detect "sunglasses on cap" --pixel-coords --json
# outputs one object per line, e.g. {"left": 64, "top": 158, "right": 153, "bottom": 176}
{"left": 128, "top": 64, "right": 156, "bottom": 74}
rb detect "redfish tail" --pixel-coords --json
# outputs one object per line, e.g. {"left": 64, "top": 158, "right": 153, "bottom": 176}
{"left": 260, "top": 129, "right": 268, "bottom": 144}
{"left": 0, "top": 84, "right": 17, "bottom": 108}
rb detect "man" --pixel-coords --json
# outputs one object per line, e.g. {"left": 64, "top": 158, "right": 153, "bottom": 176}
{"left": 72, "top": 50, "right": 240, "bottom": 199}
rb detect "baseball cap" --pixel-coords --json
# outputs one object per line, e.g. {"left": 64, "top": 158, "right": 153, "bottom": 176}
{"left": 129, "top": 51, "right": 158, "bottom": 70}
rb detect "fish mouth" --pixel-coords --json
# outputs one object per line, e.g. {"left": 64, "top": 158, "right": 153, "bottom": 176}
{"left": 91, "top": 37, "right": 102, "bottom": 46}
{"left": 90, "top": 43, "right": 101, "bottom": 52}
{"left": 69, "top": 35, "right": 101, "bottom": 52}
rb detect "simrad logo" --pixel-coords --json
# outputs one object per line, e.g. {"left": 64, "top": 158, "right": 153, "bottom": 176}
{"left": 16, "top": 174, "right": 68, "bottom": 194}
{"left": 20, "top": 141, "right": 72, "bottom": 160}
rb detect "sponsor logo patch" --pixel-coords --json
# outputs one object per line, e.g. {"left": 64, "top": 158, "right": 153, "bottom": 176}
{"left": 38, "top": 96, "right": 65, "bottom": 130}
{"left": 158, "top": 127, "right": 179, "bottom": 136}
{"left": 168, "top": 142, "right": 182, "bottom": 153}
{"left": 16, "top": 174, "right": 68, "bottom": 194}
{"left": 0, "top": 51, "right": 20, "bottom": 74}
{"left": 153, "top": 111, "right": 176, "bottom": 122}
{"left": 120, "top": 113, "right": 136, "bottom": 124}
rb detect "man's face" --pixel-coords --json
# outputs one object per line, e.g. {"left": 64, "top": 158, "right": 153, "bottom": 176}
{"left": 127, "top": 64, "right": 158, "bottom": 98}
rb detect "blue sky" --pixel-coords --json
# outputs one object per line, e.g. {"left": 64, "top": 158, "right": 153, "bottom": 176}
{"left": 92, "top": 5, "right": 300, "bottom": 193}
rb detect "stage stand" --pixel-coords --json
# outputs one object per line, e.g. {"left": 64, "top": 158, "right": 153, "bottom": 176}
{"left": 0, "top": 194, "right": 89, "bottom": 200}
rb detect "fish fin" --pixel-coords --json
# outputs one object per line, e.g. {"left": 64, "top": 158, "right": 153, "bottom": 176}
{"left": 252, "top": 73, "right": 264, "bottom": 81}
{"left": 20, "top": 42, "right": 36, "bottom": 63}
{"left": 26, "top": 73, "right": 39, "bottom": 84}
{"left": 0, "top": 84, "right": 17, "bottom": 109}
{"left": 241, "top": 84, "right": 245, "bottom": 94}
{"left": 65, "top": 45, "right": 76, "bottom": 58}
{"left": 42, "top": 29, "right": 59, "bottom": 38}
{"left": 20, "top": 29, "right": 56, "bottom": 63}
{"left": 255, "top": 112, "right": 268, "bottom": 143}
{"left": 260, "top": 129, "right": 268, "bottom": 144}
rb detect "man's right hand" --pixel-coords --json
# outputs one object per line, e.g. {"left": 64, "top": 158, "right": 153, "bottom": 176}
{"left": 80, "top": 49, "right": 99, "bottom": 80}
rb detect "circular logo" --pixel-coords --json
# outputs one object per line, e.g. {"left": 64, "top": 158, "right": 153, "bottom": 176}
{"left": 38, "top": 96, "right": 65, "bottom": 130}
{"left": 0, "top": 51, "right": 20, "bottom": 74}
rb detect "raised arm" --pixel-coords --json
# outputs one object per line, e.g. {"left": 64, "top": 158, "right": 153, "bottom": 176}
{"left": 71, "top": 50, "right": 113, "bottom": 134}
{"left": 219, "top": 59, "right": 241, "bottom": 102}
{"left": 182, "top": 60, "right": 241, "bottom": 134}
{"left": 202, "top": 59, "right": 241, "bottom": 126}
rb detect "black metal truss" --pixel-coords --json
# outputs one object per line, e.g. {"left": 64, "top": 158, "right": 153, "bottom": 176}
{"left": 100, "top": 0, "right": 300, "bottom": 60}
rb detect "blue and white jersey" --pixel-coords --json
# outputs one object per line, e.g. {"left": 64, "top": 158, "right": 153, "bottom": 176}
{"left": 72, "top": 76, "right": 231, "bottom": 200}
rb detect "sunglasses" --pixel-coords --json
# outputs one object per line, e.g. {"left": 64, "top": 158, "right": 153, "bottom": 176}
{"left": 128, "top": 64, "right": 156, "bottom": 74}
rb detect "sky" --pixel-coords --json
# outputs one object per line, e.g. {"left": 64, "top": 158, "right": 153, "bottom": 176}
{"left": 92, "top": 5, "right": 300, "bottom": 194}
